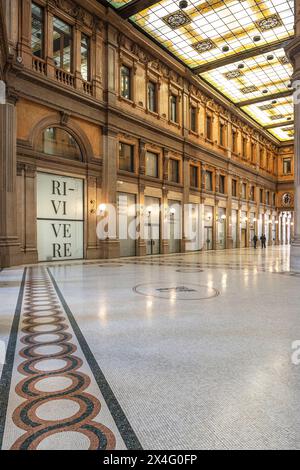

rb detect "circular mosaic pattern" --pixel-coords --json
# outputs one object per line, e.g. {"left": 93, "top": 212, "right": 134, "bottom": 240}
{"left": 11, "top": 268, "right": 116, "bottom": 451}
{"left": 133, "top": 282, "right": 219, "bottom": 300}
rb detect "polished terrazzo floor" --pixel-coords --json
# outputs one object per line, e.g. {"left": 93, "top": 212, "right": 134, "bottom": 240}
{"left": 0, "top": 246, "right": 299, "bottom": 450}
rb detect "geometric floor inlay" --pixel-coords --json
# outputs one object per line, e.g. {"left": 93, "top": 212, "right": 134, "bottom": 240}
{"left": 0, "top": 267, "right": 141, "bottom": 450}
{"left": 133, "top": 282, "right": 220, "bottom": 300}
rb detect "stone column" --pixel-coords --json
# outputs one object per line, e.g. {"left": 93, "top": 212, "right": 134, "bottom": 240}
{"left": 137, "top": 183, "right": 146, "bottom": 256}
{"left": 161, "top": 187, "right": 169, "bottom": 254}
{"left": 286, "top": 28, "right": 300, "bottom": 270}
{"left": 182, "top": 155, "right": 190, "bottom": 253}
{"left": 0, "top": 97, "right": 21, "bottom": 267}
{"left": 226, "top": 174, "right": 233, "bottom": 248}
{"left": 100, "top": 127, "right": 119, "bottom": 258}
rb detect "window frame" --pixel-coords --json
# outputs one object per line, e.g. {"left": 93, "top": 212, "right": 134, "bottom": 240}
{"left": 205, "top": 170, "right": 213, "bottom": 192}
{"left": 190, "top": 105, "right": 197, "bottom": 133}
{"left": 120, "top": 64, "right": 132, "bottom": 101}
{"left": 53, "top": 16, "right": 73, "bottom": 73}
{"left": 118, "top": 142, "right": 135, "bottom": 173}
{"left": 147, "top": 81, "right": 157, "bottom": 113}
{"left": 170, "top": 94, "right": 178, "bottom": 123}
{"left": 206, "top": 114, "right": 212, "bottom": 141}
{"left": 31, "top": 2, "right": 45, "bottom": 59}
{"left": 190, "top": 164, "right": 199, "bottom": 188}
{"left": 145, "top": 151, "right": 159, "bottom": 178}
{"left": 81, "top": 33, "right": 91, "bottom": 82}
{"left": 283, "top": 157, "right": 292, "bottom": 175}
{"left": 232, "top": 179, "right": 237, "bottom": 197}
{"left": 169, "top": 158, "right": 180, "bottom": 184}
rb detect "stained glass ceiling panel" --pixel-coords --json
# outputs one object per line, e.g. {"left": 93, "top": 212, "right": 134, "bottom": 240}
{"left": 268, "top": 125, "right": 294, "bottom": 141}
{"left": 241, "top": 95, "right": 293, "bottom": 126}
{"left": 130, "top": 0, "right": 294, "bottom": 68}
{"left": 107, "top": 0, "right": 132, "bottom": 8}
{"left": 200, "top": 48, "right": 293, "bottom": 103}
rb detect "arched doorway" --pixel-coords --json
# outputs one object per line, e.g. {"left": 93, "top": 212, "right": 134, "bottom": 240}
{"left": 36, "top": 127, "right": 85, "bottom": 262}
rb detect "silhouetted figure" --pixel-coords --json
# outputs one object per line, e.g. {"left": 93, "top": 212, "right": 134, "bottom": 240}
{"left": 260, "top": 234, "right": 267, "bottom": 249}
{"left": 253, "top": 235, "right": 258, "bottom": 249}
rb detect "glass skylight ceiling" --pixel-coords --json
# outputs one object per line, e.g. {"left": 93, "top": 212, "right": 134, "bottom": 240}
{"left": 131, "top": 0, "right": 294, "bottom": 68}
{"left": 107, "top": 0, "right": 295, "bottom": 141}
{"left": 242, "top": 94, "right": 293, "bottom": 124}
{"left": 201, "top": 48, "right": 293, "bottom": 103}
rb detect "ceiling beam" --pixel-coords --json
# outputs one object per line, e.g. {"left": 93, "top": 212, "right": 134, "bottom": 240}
{"left": 264, "top": 121, "right": 294, "bottom": 130}
{"left": 237, "top": 90, "right": 293, "bottom": 108}
{"left": 193, "top": 39, "right": 292, "bottom": 74}
{"left": 119, "top": 0, "right": 159, "bottom": 19}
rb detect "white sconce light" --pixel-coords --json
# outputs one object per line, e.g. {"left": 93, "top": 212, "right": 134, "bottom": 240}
{"left": 170, "top": 208, "right": 176, "bottom": 216}
{"left": 244, "top": 217, "right": 248, "bottom": 222}
{"left": 253, "top": 218, "right": 257, "bottom": 222}
{"left": 221, "top": 214, "right": 227, "bottom": 220}
{"left": 99, "top": 203, "right": 106, "bottom": 214}
{"left": 147, "top": 207, "right": 152, "bottom": 217}
{"left": 275, "top": 220, "right": 279, "bottom": 225}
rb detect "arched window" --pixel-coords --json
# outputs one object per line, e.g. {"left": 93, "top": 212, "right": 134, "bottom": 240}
{"left": 37, "top": 127, "right": 82, "bottom": 160}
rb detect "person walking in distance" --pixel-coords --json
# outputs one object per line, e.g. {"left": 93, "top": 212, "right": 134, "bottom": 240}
{"left": 260, "top": 234, "right": 267, "bottom": 249}
{"left": 253, "top": 234, "right": 258, "bottom": 249}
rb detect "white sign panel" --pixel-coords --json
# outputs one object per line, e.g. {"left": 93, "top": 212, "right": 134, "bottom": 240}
{"left": 37, "top": 173, "right": 84, "bottom": 261}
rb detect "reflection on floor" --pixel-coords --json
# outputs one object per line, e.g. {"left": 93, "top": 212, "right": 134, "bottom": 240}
{"left": 0, "top": 246, "right": 299, "bottom": 450}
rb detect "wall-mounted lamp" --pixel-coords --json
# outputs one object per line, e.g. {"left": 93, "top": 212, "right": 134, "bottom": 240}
{"left": 221, "top": 214, "right": 227, "bottom": 220}
{"left": 170, "top": 208, "right": 176, "bottom": 216}
{"left": 147, "top": 207, "right": 152, "bottom": 217}
{"left": 99, "top": 203, "right": 106, "bottom": 214}
{"left": 253, "top": 218, "right": 257, "bottom": 222}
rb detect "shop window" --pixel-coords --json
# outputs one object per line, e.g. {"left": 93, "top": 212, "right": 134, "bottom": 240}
{"left": 119, "top": 143, "right": 134, "bottom": 172}
{"left": 146, "top": 151, "right": 159, "bottom": 178}
{"left": 81, "top": 34, "right": 90, "bottom": 81}
{"left": 120, "top": 65, "right": 131, "bottom": 100}
{"left": 148, "top": 82, "right": 157, "bottom": 113}
{"left": 31, "top": 3, "right": 44, "bottom": 58}
{"left": 38, "top": 127, "right": 81, "bottom": 160}
{"left": 169, "top": 159, "right": 180, "bottom": 183}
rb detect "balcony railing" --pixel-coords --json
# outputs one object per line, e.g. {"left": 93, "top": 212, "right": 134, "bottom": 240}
{"left": 83, "top": 81, "right": 93, "bottom": 96}
{"left": 32, "top": 56, "right": 46, "bottom": 75}
{"left": 55, "top": 68, "right": 75, "bottom": 88}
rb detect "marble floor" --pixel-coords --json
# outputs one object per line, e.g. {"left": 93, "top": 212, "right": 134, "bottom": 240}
{"left": 0, "top": 246, "right": 299, "bottom": 450}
